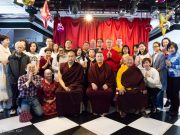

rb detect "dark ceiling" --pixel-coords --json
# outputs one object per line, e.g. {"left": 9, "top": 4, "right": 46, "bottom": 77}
{"left": 33, "top": 0, "right": 180, "bottom": 13}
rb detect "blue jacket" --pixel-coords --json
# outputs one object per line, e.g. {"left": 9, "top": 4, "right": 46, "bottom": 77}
{"left": 167, "top": 52, "right": 180, "bottom": 77}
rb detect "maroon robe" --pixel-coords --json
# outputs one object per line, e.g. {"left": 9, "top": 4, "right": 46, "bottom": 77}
{"left": 117, "top": 66, "right": 148, "bottom": 113}
{"left": 87, "top": 63, "right": 114, "bottom": 114}
{"left": 56, "top": 62, "right": 83, "bottom": 116}
{"left": 39, "top": 56, "right": 53, "bottom": 77}
{"left": 41, "top": 80, "right": 59, "bottom": 116}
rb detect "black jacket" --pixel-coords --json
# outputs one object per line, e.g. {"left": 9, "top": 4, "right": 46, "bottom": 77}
{"left": 7, "top": 52, "right": 30, "bottom": 84}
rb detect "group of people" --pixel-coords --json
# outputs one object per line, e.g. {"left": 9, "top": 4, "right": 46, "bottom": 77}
{"left": 0, "top": 35, "right": 179, "bottom": 121}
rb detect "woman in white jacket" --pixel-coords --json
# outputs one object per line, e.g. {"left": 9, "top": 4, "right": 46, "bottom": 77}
{"left": 141, "top": 58, "right": 162, "bottom": 113}
{"left": 0, "top": 35, "right": 11, "bottom": 112}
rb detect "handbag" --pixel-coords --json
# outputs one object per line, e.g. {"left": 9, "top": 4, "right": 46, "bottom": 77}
{"left": 19, "top": 111, "right": 32, "bottom": 122}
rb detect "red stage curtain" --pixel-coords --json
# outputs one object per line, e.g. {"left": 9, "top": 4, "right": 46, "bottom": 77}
{"left": 53, "top": 17, "right": 151, "bottom": 54}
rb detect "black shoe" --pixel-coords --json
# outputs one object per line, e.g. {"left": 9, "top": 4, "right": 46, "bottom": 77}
{"left": 169, "top": 111, "right": 178, "bottom": 116}
{"left": 164, "top": 100, "right": 171, "bottom": 107}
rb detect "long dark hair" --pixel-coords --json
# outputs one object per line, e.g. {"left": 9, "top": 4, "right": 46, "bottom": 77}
{"left": 161, "top": 37, "right": 171, "bottom": 48}
{"left": 138, "top": 42, "right": 148, "bottom": 55}
{"left": 122, "top": 45, "right": 130, "bottom": 55}
{"left": 28, "top": 42, "right": 38, "bottom": 52}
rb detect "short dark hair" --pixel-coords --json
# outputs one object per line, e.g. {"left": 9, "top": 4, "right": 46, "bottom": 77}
{"left": 161, "top": 37, "right": 171, "bottom": 47}
{"left": 0, "top": 35, "right": 9, "bottom": 42}
{"left": 122, "top": 45, "right": 130, "bottom": 55}
{"left": 84, "top": 41, "right": 90, "bottom": 45}
{"left": 65, "top": 39, "right": 72, "bottom": 43}
{"left": 167, "top": 42, "right": 178, "bottom": 52}
{"left": 96, "top": 51, "right": 103, "bottom": 56}
{"left": 133, "top": 44, "right": 139, "bottom": 48}
{"left": 97, "top": 38, "right": 103, "bottom": 42}
{"left": 44, "top": 48, "right": 52, "bottom": 53}
{"left": 153, "top": 42, "right": 161, "bottom": 47}
{"left": 142, "top": 58, "right": 151, "bottom": 67}
{"left": 28, "top": 42, "right": 38, "bottom": 52}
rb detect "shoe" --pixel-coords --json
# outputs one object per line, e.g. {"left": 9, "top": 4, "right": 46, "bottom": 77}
{"left": 119, "top": 111, "right": 126, "bottom": 118}
{"left": 0, "top": 108, "right": 4, "bottom": 113}
{"left": 169, "top": 111, "right": 178, "bottom": 116}
{"left": 164, "top": 100, "right": 171, "bottom": 107}
{"left": 9, "top": 109, "right": 16, "bottom": 115}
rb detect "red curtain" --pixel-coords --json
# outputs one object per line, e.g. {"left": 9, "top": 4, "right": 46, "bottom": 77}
{"left": 53, "top": 17, "right": 151, "bottom": 54}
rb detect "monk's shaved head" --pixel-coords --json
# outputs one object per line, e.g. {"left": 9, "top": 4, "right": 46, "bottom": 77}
{"left": 67, "top": 50, "right": 76, "bottom": 64}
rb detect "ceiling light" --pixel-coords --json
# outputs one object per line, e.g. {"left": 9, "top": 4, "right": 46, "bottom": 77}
{"left": 85, "top": 14, "right": 93, "bottom": 21}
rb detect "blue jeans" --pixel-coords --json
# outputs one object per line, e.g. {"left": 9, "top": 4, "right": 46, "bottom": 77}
{"left": 21, "top": 97, "right": 43, "bottom": 116}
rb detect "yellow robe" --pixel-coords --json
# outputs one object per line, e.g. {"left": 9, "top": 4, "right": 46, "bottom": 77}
{"left": 116, "top": 64, "right": 128, "bottom": 91}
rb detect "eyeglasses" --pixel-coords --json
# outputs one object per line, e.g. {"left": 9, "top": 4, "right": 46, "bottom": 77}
{"left": 153, "top": 46, "right": 159, "bottom": 48}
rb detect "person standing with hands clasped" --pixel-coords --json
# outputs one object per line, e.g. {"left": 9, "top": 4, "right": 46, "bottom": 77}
{"left": 166, "top": 42, "right": 180, "bottom": 116}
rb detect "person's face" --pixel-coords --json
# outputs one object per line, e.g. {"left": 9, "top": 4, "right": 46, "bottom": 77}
{"left": 162, "top": 39, "right": 169, "bottom": 48}
{"left": 2, "top": 38, "right": 10, "bottom": 47}
{"left": 30, "top": 43, "right": 37, "bottom": 53}
{"left": 143, "top": 61, "right": 151, "bottom": 70}
{"left": 58, "top": 48, "right": 64, "bottom": 56}
{"left": 77, "top": 48, "right": 82, "bottom": 56}
{"left": 127, "top": 57, "right": 134, "bottom": 67}
{"left": 168, "top": 45, "right": 176, "bottom": 54}
{"left": 45, "top": 51, "right": 52, "bottom": 58}
{"left": 67, "top": 52, "right": 75, "bottom": 63}
{"left": 44, "top": 70, "right": 52, "bottom": 81}
{"left": 83, "top": 43, "right": 90, "bottom": 51}
{"left": 116, "top": 39, "right": 122, "bottom": 46}
{"left": 90, "top": 40, "right": 96, "bottom": 48}
{"left": 97, "top": 40, "right": 103, "bottom": 48}
{"left": 53, "top": 44, "right": 59, "bottom": 52}
{"left": 153, "top": 43, "right": 160, "bottom": 53}
{"left": 65, "top": 41, "right": 72, "bottom": 49}
{"left": 106, "top": 40, "right": 112, "bottom": 50}
{"left": 21, "top": 41, "right": 26, "bottom": 51}
{"left": 89, "top": 50, "right": 95, "bottom": 58}
{"left": 133, "top": 46, "right": 138, "bottom": 54}
{"left": 123, "top": 47, "right": 129, "bottom": 54}
{"left": 46, "top": 38, "right": 53, "bottom": 49}
{"left": 139, "top": 44, "right": 146, "bottom": 53}
{"left": 16, "top": 42, "right": 24, "bottom": 53}
{"left": 96, "top": 53, "right": 104, "bottom": 63}
{"left": 27, "top": 64, "right": 35, "bottom": 74}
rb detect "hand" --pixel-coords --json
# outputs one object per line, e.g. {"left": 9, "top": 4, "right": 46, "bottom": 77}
{"left": 145, "top": 72, "right": 150, "bottom": 78}
{"left": 91, "top": 83, "right": 98, "bottom": 90}
{"left": 142, "top": 90, "right": 147, "bottom": 94}
{"left": 102, "top": 84, "right": 108, "bottom": 90}
{"left": 166, "top": 60, "right": 171, "bottom": 67}
{"left": 64, "top": 86, "right": 71, "bottom": 92}
{"left": 119, "top": 88, "right": 126, "bottom": 95}
{"left": 109, "top": 52, "right": 112, "bottom": 58}
{"left": 28, "top": 73, "right": 33, "bottom": 82}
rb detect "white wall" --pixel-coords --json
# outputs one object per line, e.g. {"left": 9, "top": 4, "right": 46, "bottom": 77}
{"left": 148, "top": 30, "right": 180, "bottom": 55}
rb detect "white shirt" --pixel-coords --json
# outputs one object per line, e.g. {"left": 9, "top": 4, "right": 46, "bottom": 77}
{"left": 141, "top": 67, "right": 162, "bottom": 89}
{"left": 135, "top": 53, "right": 151, "bottom": 70}
{"left": 39, "top": 47, "right": 47, "bottom": 57}
{"left": 0, "top": 44, "right": 11, "bottom": 64}
{"left": 153, "top": 53, "right": 159, "bottom": 63}
{"left": 26, "top": 52, "right": 40, "bottom": 66}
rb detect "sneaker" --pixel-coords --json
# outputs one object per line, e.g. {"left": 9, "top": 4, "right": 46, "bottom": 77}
{"left": 9, "top": 109, "right": 16, "bottom": 115}
{"left": 164, "top": 100, "right": 171, "bottom": 107}
{"left": 0, "top": 108, "right": 4, "bottom": 113}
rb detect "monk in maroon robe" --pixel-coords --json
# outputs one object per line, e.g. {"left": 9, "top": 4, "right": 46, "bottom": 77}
{"left": 87, "top": 52, "right": 115, "bottom": 114}
{"left": 56, "top": 51, "right": 84, "bottom": 116}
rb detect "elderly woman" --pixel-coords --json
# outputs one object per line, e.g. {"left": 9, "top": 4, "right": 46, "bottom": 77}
{"left": 116, "top": 56, "right": 148, "bottom": 117}
{"left": 40, "top": 69, "right": 59, "bottom": 116}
